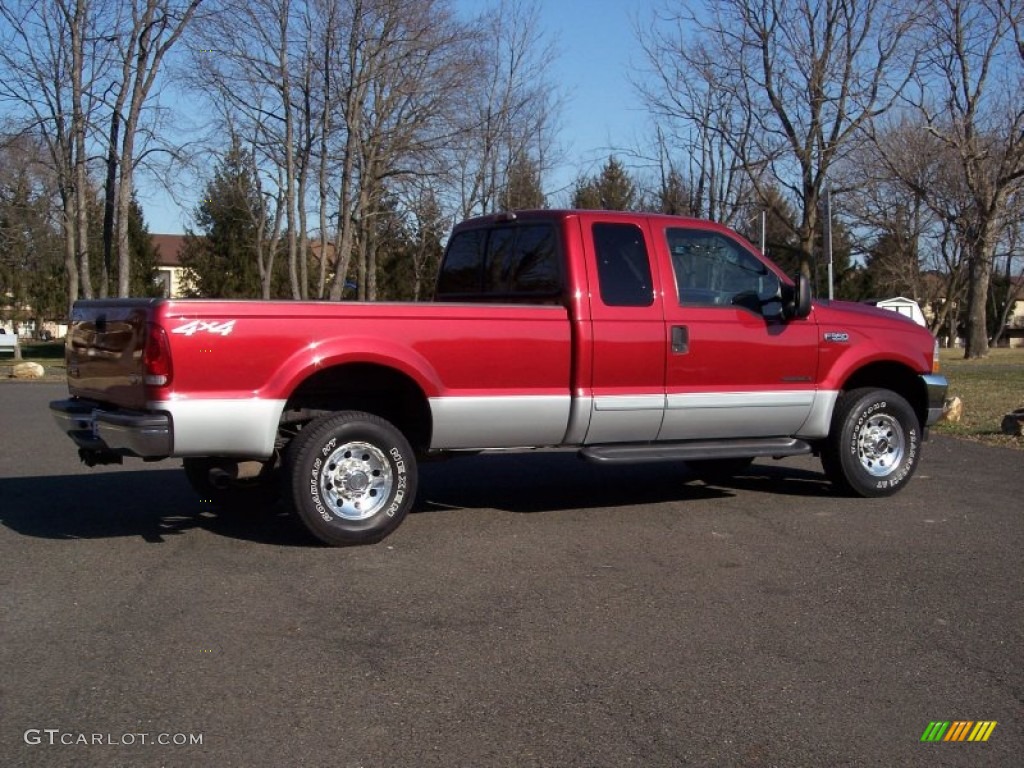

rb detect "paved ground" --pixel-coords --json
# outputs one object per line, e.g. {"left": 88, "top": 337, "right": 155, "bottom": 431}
{"left": 1, "top": 381, "right": 1022, "bottom": 767}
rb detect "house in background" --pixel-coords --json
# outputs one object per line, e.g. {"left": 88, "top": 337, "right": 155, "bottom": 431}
{"left": 151, "top": 235, "right": 343, "bottom": 299}
{"left": 999, "top": 279, "right": 1024, "bottom": 348}
{"left": 152, "top": 234, "right": 188, "bottom": 298}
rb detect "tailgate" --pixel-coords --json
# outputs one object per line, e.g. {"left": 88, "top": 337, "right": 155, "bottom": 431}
{"left": 66, "top": 299, "right": 163, "bottom": 410}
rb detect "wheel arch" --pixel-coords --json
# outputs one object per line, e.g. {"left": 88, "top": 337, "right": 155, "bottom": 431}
{"left": 838, "top": 361, "right": 928, "bottom": 429}
{"left": 282, "top": 362, "right": 433, "bottom": 452}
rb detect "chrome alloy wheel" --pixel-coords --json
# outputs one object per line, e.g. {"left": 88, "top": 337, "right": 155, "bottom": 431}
{"left": 319, "top": 441, "right": 393, "bottom": 520}
{"left": 856, "top": 412, "right": 905, "bottom": 477}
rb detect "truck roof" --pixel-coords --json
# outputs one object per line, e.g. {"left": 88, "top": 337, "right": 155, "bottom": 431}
{"left": 454, "top": 208, "right": 738, "bottom": 233}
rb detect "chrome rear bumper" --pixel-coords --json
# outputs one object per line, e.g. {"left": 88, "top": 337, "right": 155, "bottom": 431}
{"left": 50, "top": 398, "right": 171, "bottom": 459}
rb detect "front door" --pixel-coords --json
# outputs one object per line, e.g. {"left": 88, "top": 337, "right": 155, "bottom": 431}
{"left": 655, "top": 225, "right": 819, "bottom": 440}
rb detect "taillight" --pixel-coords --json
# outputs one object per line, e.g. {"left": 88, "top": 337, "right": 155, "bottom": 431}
{"left": 932, "top": 338, "right": 941, "bottom": 374}
{"left": 143, "top": 323, "right": 173, "bottom": 387}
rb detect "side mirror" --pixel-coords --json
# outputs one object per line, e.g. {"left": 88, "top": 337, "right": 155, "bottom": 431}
{"left": 781, "top": 273, "right": 812, "bottom": 320}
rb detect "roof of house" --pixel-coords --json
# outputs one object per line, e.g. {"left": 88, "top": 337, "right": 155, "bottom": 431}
{"left": 151, "top": 234, "right": 186, "bottom": 268}
{"left": 151, "top": 235, "right": 337, "bottom": 269}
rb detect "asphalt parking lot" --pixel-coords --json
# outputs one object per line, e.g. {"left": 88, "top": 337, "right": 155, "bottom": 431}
{"left": 1, "top": 380, "right": 1022, "bottom": 767}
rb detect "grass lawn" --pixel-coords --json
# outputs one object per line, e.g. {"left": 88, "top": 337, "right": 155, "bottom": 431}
{"left": 934, "top": 347, "right": 1024, "bottom": 450}
{"left": 0, "top": 340, "right": 67, "bottom": 378}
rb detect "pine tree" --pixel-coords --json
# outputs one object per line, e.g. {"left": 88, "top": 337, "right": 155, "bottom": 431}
{"left": 181, "top": 145, "right": 268, "bottom": 298}
{"left": 374, "top": 192, "right": 445, "bottom": 301}
{"left": 1, "top": 160, "right": 64, "bottom": 324}
{"left": 499, "top": 156, "right": 546, "bottom": 211}
{"left": 571, "top": 157, "right": 638, "bottom": 211}
{"left": 126, "top": 198, "right": 162, "bottom": 297}
{"left": 657, "top": 168, "right": 690, "bottom": 216}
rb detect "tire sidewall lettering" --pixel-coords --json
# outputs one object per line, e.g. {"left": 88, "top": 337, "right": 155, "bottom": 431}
{"left": 887, "top": 427, "right": 918, "bottom": 488}
{"left": 842, "top": 393, "right": 918, "bottom": 492}
{"left": 383, "top": 447, "right": 408, "bottom": 517}
{"left": 303, "top": 425, "right": 411, "bottom": 525}
{"left": 309, "top": 456, "right": 332, "bottom": 521}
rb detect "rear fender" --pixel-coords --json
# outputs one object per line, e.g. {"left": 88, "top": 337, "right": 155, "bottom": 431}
{"left": 260, "top": 337, "right": 444, "bottom": 402}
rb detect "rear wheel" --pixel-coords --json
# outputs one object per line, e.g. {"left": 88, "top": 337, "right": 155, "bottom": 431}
{"left": 822, "top": 388, "right": 921, "bottom": 497}
{"left": 284, "top": 410, "right": 417, "bottom": 546}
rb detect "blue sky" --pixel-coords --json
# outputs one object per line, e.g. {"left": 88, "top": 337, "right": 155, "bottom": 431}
{"left": 142, "top": 0, "right": 658, "bottom": 234}
{"left": 527, "top": 0, "right": 657, "bottom": 191}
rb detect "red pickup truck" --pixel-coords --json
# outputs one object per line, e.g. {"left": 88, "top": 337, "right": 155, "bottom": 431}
{"left": 51, "top": 210, "right": 947, "bottom": 545}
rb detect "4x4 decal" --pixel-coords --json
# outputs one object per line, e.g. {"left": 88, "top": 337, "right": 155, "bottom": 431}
{"left": 171, "top": 319, "right": 236, "bottom": 337}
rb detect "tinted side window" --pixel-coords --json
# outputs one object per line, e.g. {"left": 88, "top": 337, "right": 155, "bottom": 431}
{"left": 593, "top": 223, "right": 653, "bottom": 307}
{"left": 437, "top": 224, "right": 561, "bottom": 300}
{"left": 666, "top": 228, "right": 780, "bottom": 311}
{"left": 491, "top": 225, "right": 559, "bottom": 294}
{"left": 436, "top": 229, "right": 485, "bottom": 295}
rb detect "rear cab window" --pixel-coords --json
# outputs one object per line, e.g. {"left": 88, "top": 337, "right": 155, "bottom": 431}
{"left": 435, "top": 223, "right": 563, "bottom": 303}
{"left": 592, "top": 222, "right": 654, "bottom": 307}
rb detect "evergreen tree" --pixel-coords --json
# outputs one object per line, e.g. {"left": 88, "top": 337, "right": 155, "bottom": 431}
{"left": 0, "top": 160, "right": 64, "bottom": 325}
{"left": 657, "top": 168, "right": 690, "bottom": 216}
{"left": 571, "top": 156, "right": 638, "bottom": 211}
{"left": 375, "top": 192, "right": 445, "bottom": 301}
{"left": 181, "top": 145, "right": 268, "bottom": 298}
{"left": 499, "top": 156, "right": 546, "bottom": 211}
{"left": 85, "top": 192, "right": 160, "bottom": 297}
{"left": 739, "top": 188, "right": 801, "bottom": 275}
{"left": 571, "top": 173, "right": 602, "bottom": 210}
{"left": 860, "top": 223, "right": 921, "bottom": 300}
{"left": 126, "top": 198, "right": 162, "bottom": 297}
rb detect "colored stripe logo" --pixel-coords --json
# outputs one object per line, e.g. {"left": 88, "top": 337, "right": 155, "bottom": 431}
{"left": 921, "top": 721, "right": 997, "bottom": 742}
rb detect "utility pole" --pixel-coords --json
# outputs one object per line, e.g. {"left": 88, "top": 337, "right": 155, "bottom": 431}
{"left": 824, "top": 185, "right": 834, "bottom": 300}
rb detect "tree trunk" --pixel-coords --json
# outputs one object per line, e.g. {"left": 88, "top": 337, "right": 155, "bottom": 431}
{"left": 964, "top": 238, "right": 993, "bottom": 358}
{"left": 70, "top": 0, "right": 92, "bottom": 299}
{"left": 100, "top": 111, "right": 120, "bottom": 299}
{"left": 116, "top": 131, "right": 135, "bottom": 297}
{"left": 61, "top": 195, "right": 79, "bottom": 320}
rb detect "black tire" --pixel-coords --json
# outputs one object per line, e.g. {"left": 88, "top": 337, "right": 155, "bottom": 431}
{"left": 687, "top": 457, "right": 754, "bottom": 483}
{"left": 183, "top": 457, "right": 280, "bottom": 514}
{"left": 284, "top": 410, "right": 417, "bottom": 546}
{"left": 821, "top": 388, "right": 921, "bottom": 497}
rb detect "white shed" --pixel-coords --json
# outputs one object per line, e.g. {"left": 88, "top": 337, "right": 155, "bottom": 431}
{"left": 867, "top": 297, "right": 927, "bottom": 327}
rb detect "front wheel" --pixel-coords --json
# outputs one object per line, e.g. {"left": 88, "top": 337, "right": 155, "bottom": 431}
{"left": 284, "top": 411, "right": 417, "bottom": 546}
{"left": 822, "top": 388, "right": 921, "bottom": 497}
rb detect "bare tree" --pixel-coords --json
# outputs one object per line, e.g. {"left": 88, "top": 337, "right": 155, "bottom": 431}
{"left": 178, "top": 0, "right": 557, "bottom": 302}
{"left": 839, "top": 121, "right": 941, "bottom": 299}
{"left": 328, "top": 0, "right": 476, "bottom": 301}
{"left": 637, "top": 0, "right": 921, "bottom": 277}
{"left": 0, "top": 0, "right": 116, "bottom": 313}
{"left": 453, "top": 0, "right": 561, "bottom": 218}
{"left": 110, "top": 0, "right": 203, "bottom": 297}
{"left": 190, "top": 0, "right": 317, "bottom": 297}
{"left": 889, "top": 0, "right": 1024, "bottom": 357}
{"left": 634, "top": 29, "right": 755, "bottom": 225}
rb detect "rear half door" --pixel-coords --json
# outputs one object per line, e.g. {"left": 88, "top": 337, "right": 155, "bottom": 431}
{"left": 582, "top": 218, "right": 667, "bottom": 443}
{"left": 655, "top": 224, "right": 819, "bottom": 440}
